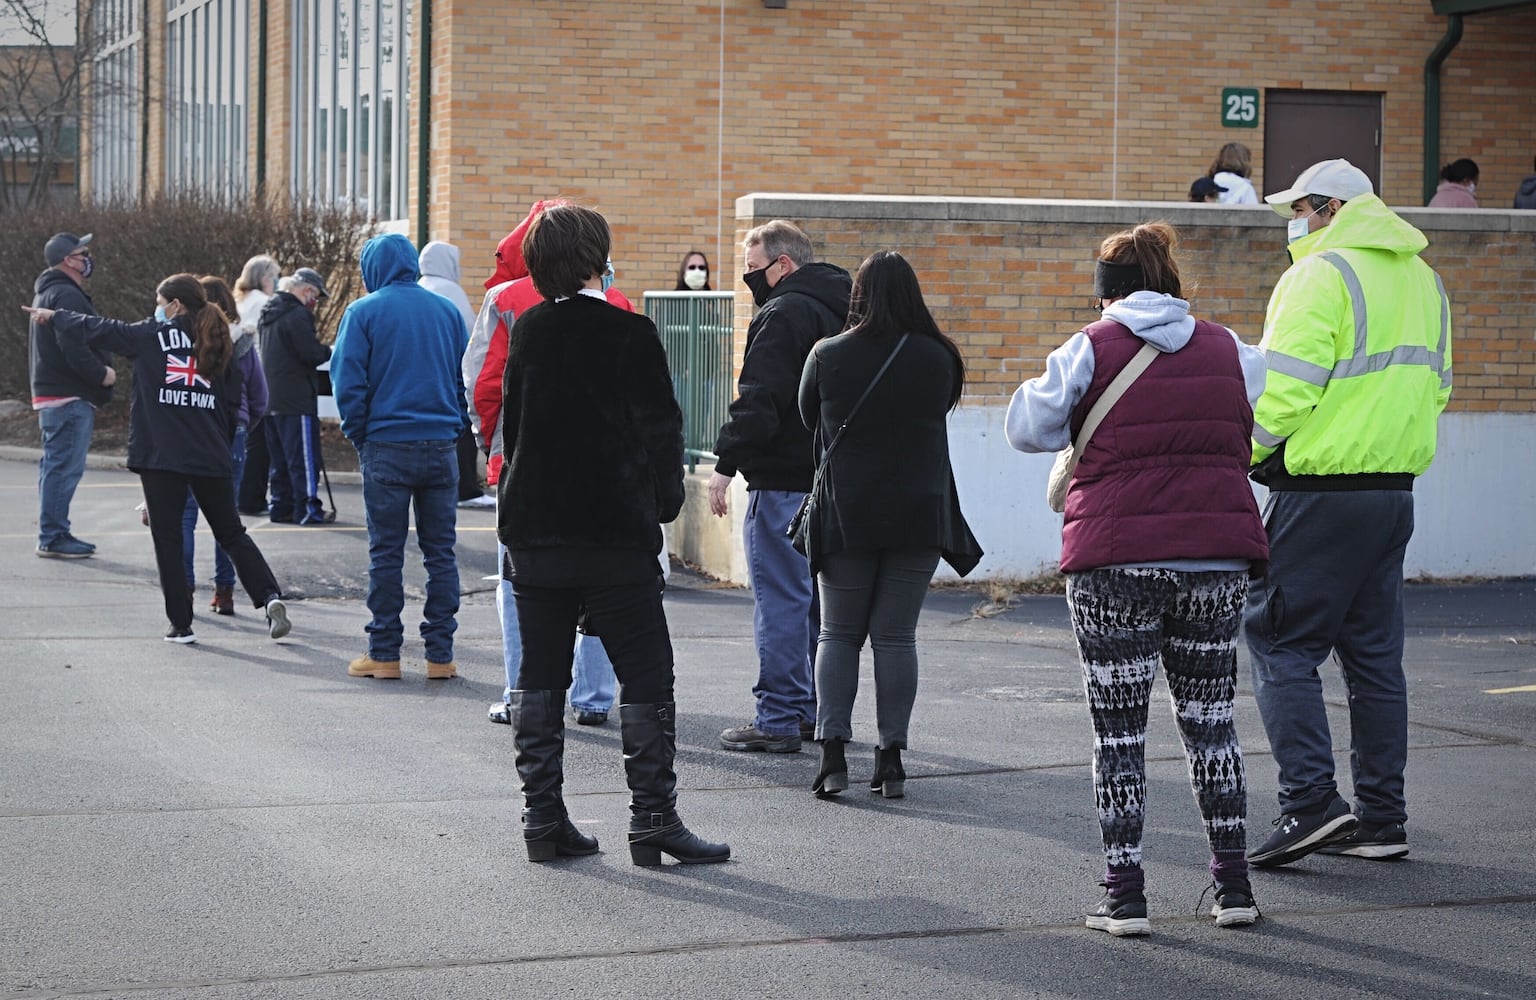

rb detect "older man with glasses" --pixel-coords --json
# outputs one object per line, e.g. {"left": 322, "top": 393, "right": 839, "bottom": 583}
{"left": 29, "top": 232, "right": 114, "bottom": 559}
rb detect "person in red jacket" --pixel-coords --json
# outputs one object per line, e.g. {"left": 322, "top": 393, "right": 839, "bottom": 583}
{"left": 465, "top": 201, "right": 633, "bottom": 728}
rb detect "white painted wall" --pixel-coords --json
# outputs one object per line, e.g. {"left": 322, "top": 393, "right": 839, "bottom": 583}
{"left": 941, "top": 408, "right": 1536, "bottom": 582}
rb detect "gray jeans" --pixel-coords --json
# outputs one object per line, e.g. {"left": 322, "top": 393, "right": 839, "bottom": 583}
{"left": 814, "top": 547, "right": 941, "bottom": 747}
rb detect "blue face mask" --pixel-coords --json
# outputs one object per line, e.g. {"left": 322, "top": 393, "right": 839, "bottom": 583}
{"left": 601, "top": 259, "right": 615, "bottom": 293}
{"left": 154, "top": 304, "right": 169, "bottom": 323}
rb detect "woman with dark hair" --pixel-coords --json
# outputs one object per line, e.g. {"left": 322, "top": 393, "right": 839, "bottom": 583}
{"left": 796, "top": 250, "right": 981, "bottom": 800}
{"left": 182, "top": 275, "right": 269, "bottom": 614}
{"left": 1428, "top": 158, "right": 1480, "bottom": 208}
{"left": 674, "top": 250, "right": 711, "bottom": 291}
{"left": 25, "top": 273, "right": 290, "bottom": 644}
{"left": 499, "top": 204, "right": 728, "bottom": 866}
{"left": 1004, "top": 221, "right": 1267, "bottom": 935}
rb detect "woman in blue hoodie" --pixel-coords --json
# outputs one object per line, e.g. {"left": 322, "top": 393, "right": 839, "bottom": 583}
{"left": 1005, "top": 222, "right": 1267, "bottom": 936}
{"left": 25, "top": 273, "right": 291, "bottom": 644}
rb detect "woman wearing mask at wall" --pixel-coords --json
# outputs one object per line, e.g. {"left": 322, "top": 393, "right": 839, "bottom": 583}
{"left": 796, "top": 250, "right": 981, "bottom": 800}
{"left": 182, "top": 275, "right": 268, "bottom": 615}
{"left": 25, "top": 274, "right": 292, "bottom": 644}
{"left": 1004, "top": 221, "right": 1268, "bottom": 935}
{"left": 1427, "top": 158, "right": 1480, "bottom": 208}
{"left": 674, "top": 251, "right": 711, "bottom": 291}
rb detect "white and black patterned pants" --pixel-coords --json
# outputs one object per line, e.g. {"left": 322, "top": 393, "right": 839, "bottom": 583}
{"left": 1067, "top": 567, "right": 1250, "bottom": 868}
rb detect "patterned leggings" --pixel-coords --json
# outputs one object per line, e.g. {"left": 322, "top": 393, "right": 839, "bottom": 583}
{"left": 1066, "top": 567, "right": 1249, "bottom": 868}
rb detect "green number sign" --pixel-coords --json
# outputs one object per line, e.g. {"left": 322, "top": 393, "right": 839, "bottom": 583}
{"left": 1222, "top": 88, "right": 1259, "bottom": 129}
{"left": 1222, "top": 88, "right": 1259, "bottom": 128}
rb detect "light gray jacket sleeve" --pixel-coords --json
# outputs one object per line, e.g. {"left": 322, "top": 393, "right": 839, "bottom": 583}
{"left": 1004, "top": 331, "right": 1096, "bottom": 454}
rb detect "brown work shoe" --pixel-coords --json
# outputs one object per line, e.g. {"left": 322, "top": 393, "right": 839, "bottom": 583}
{"left": 348, "top": 655, "right": 402, "bottom": 679}
{"left": 211, "top": 584, "right": 235, "bottom": 616}
{"left": 426, "top": 661, "right": 457, "bottom": 680}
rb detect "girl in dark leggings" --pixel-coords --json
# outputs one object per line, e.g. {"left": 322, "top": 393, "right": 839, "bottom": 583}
{"left": 796, "top": 251, "right": 981, "bottom": 799}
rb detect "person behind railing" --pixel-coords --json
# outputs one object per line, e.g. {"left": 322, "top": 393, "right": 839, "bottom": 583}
{"left": 675, "top": 250, "right": 711, "bottom": 291}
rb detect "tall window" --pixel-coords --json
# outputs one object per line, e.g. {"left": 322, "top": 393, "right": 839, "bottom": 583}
{"left": 88, "top": 0, "right": 143, "bottom": 201}
{"left": 291, "top": 0, "right": 409, "bottom": 220}
{"left": 165, "top": 0, "right": 249, "bottom": 199}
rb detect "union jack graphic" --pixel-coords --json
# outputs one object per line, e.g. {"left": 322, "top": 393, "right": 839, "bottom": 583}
{"left": 164, "top": 354, "right": 211, "bottom": 389}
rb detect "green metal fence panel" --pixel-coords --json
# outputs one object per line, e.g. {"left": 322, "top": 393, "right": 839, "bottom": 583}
{"left": 643, "top": 291, "right": 735, "bottom": 466}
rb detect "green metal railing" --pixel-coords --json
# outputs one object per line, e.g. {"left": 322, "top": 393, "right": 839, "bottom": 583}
{"left": 643, "top": 291, "right": 735, "bottom": 468}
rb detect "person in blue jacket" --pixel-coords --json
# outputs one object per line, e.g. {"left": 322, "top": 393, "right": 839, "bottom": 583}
{"left": 331, "top": 233, "right": 470, "bottom": 682}
{"left": 25, "top": 273, "right": 291, "bottom": 644}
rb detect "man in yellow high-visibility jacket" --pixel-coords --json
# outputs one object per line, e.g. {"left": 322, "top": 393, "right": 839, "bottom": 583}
{"left": 1245, "top": 160, "right": 1452, "bottom": 869}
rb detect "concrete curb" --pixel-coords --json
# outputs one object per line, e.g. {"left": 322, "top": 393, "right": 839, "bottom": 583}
{"left": 0, "top": 445, "right": 365, "bottom": 485}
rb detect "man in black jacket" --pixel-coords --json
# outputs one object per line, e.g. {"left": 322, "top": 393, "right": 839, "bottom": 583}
{"left": 709, "top": 220, "right": 851, "bottom": 753}
{"left": 29, "top": 232, "right": 113, "bottom": 558}
{"left": 257, "top": 268, "right": 332, "bottom": 524}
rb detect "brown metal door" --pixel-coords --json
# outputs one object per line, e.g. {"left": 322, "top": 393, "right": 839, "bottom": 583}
{"left": 1262, "top": 90, "right": 1383, "bottom": 198}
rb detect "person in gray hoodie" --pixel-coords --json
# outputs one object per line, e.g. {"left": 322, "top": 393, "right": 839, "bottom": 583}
{"left": 418, "top": 240, "right": 493, "bottom": 508}
{"left": 1513, "top": 156, "right": 1536, "bottom": 209}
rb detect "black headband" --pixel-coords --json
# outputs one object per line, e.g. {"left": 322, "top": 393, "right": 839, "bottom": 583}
{"left": 1094, "top": 260, "right": 1145, "bottom": 301}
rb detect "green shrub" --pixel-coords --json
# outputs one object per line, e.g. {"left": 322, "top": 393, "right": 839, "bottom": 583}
{"left": 3, "top": 192, "right": 376, "bottom": 402}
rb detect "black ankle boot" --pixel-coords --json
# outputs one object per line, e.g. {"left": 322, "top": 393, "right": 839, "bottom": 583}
{"left": 812, "top": 738, "right": 848, "bottom": 797}
{"left": 620, "top": 703, "right": 730, "bottom": 866}
{"left": 870, "top": 746, "right": 906, "bottom": 799}
{"left": 512, "top": 690, "right": 599, "bottom": 861}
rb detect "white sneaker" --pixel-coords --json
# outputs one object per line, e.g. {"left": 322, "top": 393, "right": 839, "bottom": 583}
{"left": 265, "top": 598, "right": 291, "bottom": 639}
{"left": 457, "top": 494, "right": 496, "bottom": 509}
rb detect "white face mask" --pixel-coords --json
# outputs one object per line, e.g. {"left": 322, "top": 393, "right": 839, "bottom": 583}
{"left": 1468, "top": 182, "right": 1477, "bottom": 195}
{"left": 683, "top": 268, "right": 708, "bottom": 290}
{"left": 1287, "top": 206, "right": 1324, "bottom": 244}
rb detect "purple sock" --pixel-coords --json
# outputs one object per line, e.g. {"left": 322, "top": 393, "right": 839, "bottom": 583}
{"left": 1103, "top": 863, "right": 1145, "bottom": 898}
{"left": 1210, "top": 850, "right": 1249, "bottom": 886}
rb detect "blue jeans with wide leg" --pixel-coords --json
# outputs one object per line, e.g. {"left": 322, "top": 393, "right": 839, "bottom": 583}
{"left": 743, "top": 489, "right": 817, "bottom": 736}
{"left": 37, "top": 399, "right": 94, "bottom": 547}
{"left": 497, "top": 541, "right": 617, "bottom": 711}
{"left": 1246, "top": 489, "right": 1415, "bottom": 825}
{"left": 359, "top": 439, "right": 460, "bottom": 663}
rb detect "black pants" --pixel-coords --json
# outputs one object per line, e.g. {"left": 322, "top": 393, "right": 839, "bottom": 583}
{"left": 141, "top": 470, "right": 282, "bottom": 630}
{"left": 456, "top": 426, "right": 482, "bottom": 501}
{"left": 238, "top": 421, "right": 272, "bottom": 513}
{"left": 513, "top": 579, "right": 674, "bottom": 703}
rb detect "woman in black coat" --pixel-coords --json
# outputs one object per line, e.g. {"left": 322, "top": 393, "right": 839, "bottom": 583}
{"left": 497, "top": 204, "right": 728, "bottom": 867}
{"left": 25, "top": 273, "right": 291, "bottom": 644}
{"left": 797, "top": 250, "right": 981, "bottom": 799}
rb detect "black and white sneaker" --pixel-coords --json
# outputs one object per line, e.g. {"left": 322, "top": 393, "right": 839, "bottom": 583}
{"left": 1317, "top": 820, "right": 1409, "bottom": 860}
{"left": 265, "top": 598, "right": 291, "bottom": 639}
{"left": 164, "top": 627, "right": 197, "bottom": 644}
{"left": 1208, "top": 881, "right": 1260, "bottom": 927}
{"left": 488, "top": 701, "right": 511, "bottom": 725}
{"left": 1085, "top": 887, "right": 1150, "bottom": 937}
{"left": 1249, "top": 797, "right": 1359, "bottom": 868}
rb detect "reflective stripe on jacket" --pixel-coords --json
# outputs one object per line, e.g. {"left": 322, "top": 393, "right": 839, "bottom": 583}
{"left": 1253, "top": 194, "right": 1452, "bottom": 478}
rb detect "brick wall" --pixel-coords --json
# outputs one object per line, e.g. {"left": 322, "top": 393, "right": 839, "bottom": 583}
{"left": 737, "top": 196, "right": 1536, "bottom": 414}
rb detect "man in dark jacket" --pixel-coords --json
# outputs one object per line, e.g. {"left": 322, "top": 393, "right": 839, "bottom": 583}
{"left": 708, "top": 220, "right": 851, "bottom": 753}
{"left": 29, "top": 232, "right": 113, "bottom": 558}
{"left": 257, "top": 267, "right": 332, "bottom": 524}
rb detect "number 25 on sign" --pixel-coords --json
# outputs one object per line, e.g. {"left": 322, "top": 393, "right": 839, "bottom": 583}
{"left": 1222, "top": 88, "right": 1259, "bottom": 129}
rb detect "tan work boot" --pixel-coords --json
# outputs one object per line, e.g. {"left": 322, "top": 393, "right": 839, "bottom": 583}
{"left": 348, "top": 656, "right": 401, "bottom": 679}
{"left": 426, "top": 661, "right": 457, "bottom": 680}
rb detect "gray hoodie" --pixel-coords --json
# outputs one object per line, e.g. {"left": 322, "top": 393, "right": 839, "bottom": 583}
{"left": 417, "top": 241, "right": 476, "bottom": 334}
{"left": 1004, "top": 291, "right": 1266, "bottom": 454}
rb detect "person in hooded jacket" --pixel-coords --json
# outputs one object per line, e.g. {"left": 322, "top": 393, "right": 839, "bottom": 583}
{"left": 257, "top": 268, "right": 331, "bottom": 525}
{"left": 1513, "top": 156, "right": 1536, "bottom": 209}
{"left": 1006, "top": 221, "right": 1268, "bottom": 936}
{"left": 181, "top": 275, "right": 268, "bottom": 616}
{"left": 418, "top": 240, "right": 492, "bottom": 509}
{"left": 29, "top": 232, "right": 113, "bottom": 559}
{"left": 331, "top": 234, "right": 470, "bottom": 682}
{"left": 25, "top": 273, "right": 291, "bottom": 645}
{"left": 709, "top": 220, "right": 851, "bottom": 755}
{"left": 467, "top": 201, "right": 628, "bottom": 729}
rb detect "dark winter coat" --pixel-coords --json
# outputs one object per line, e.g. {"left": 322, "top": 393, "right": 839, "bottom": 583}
{"left": 497, "top": 293, "right": 684, "bottom": 586}
{"left": 257, "top": 291, "right": 331, "bottom": 416}
{"left": 797, "top": 330, "right": 982, "bottom": 576}
{"left": 713, "top": 261, "right": 851, "bottom": 491}
{"left": 29, "top": 268, "right": 112, "bottom": 405}
{"left": 1514, "top": 174, "right": 1536, "bottom": 210}
{"left": 52, "top": 312, "right": 242, "bottom": 477}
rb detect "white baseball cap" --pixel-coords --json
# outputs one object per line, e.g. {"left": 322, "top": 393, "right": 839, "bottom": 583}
{"left": 1264, "top": 159, "right": 1374, "bottom": 216}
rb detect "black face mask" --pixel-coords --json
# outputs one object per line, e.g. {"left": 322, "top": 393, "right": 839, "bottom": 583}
{"left": 742, "top": 267, "right": 773, "bottom": 308}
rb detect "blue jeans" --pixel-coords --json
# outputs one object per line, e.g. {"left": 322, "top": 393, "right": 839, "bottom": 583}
{"left": 497, "top": 542, "right": 616, "bottom": 711}
{"left": 182, "top": 424, "right": 247, "bottom": 587}
{"left": 744, "top": 489, "right": 817, "bottom": 736}
{"left": 37, "top": 400, "right": 94, "bottom": 546}
{"left": 359, "top": 440, "right": 460, "bottom": 663}
{"left": 1246, "top": 490, "right": 1415, "bottom": 825}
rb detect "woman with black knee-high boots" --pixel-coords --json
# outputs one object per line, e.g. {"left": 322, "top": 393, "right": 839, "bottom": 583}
{"left": 497, "top": 203, "right": 728, "bottom": 866}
